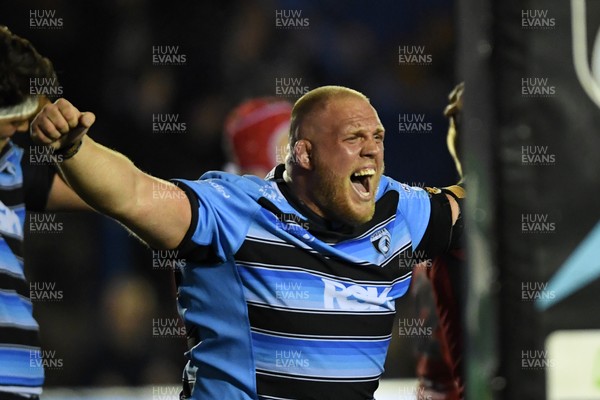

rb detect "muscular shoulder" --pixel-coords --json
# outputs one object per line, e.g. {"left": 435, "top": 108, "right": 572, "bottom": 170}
{"left": 175, "top": 171, "right": 282, "bottom": 204}
{"left": 376, "top": 175, "right": 429, "bottom": 202}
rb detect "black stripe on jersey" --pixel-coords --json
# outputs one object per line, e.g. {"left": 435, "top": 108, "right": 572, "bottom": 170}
{"left": 379, "top": 244, "right": 412, "bottom": 269}
{"left": 0, "top": 390, "right": 43, "bottom": 400}
{"left": 0, "top": 186, "right": 25, "bottom": 206}
{"left": 248, "top": 301, "right": 395, "bottom": 316}
{"left": 251, "top": 327, "right": 391, "bottom": 341}
{"left": 259, "top": 185, "right": 400, "bottom": 244}
{"left": 238, "top": 260, "right": 411, "bottom": 288}
{"left": 0, "top": 182, "right": 23, "bottom": 192}
{"left": 353, "top": 215, "right": 396, "bottom": 241}
{"left": 0, "top": 326, "right": 40, "bottom": 347}
{"left": 245, "top": 235, "right": 295, "bottom": 248}
{"left": 257, "top": 370, "right": 379, "bottom": 400}
{"left": 0, "top": 271, "right": 29, "bottom": 298}
{"left": 248, "top": 304, "right": 396, "bottom": 337}
{"left": 1, "top": 234, "right": 24, "bottom": 259}
{"left": 257, "top": 369, "right": 380, "bottom": 382}
{"left": 236, "top": 240, "right": 409, "bottom": 284}
{"left": 322, "top": 214, "right": 396, "bottom": 246}
{"left": 414, "top": 191, "right": 454, "bottom": 258}
{"left": 244, "top": 236, "right": 374, "bottom": 267}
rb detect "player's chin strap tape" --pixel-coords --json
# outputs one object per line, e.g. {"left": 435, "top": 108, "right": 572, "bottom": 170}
{"left": 180, "top": 376, "right": 192, "bottom": 399}
{"left": 441, "top": 184, "right": 465, "bottom": 202}
{"left": 179, "top": 325, "right": 200, "bottom": 399}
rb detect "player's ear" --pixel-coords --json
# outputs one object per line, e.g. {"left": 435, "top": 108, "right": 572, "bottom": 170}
{"left": 293, "top": 139, "right": 312, "bottom": 170}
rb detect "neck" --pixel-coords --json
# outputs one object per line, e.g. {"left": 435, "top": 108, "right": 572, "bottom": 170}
{"left": 280, "top": 168, "right": 357, "bottom": 236}
{"left": 285, "top": 167, "right": 326, "bottom": 220}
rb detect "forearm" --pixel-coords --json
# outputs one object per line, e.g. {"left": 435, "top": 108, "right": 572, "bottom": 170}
{"left": 58, "top": 136, "right": 140, "bottom": 215}
{"left": 58, "top": 136, "right": 189, "bottom": 248}
{"left": 31, "top": 99, "right": 192, "bottom": 248}
{"left": 45, "top": 173, "right": 95, "bottom": 212}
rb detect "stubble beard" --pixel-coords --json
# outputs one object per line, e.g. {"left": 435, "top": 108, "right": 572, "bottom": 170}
{"left": 310, "top": 159, "right": 377, "bottom": 227}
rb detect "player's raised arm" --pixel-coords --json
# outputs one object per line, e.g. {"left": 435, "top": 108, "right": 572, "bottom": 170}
{"left": 30, "top": 98, "right": 191, "bottom": 249}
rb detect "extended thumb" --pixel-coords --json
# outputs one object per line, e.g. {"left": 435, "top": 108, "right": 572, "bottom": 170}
{"left": 79, "top": 112, "right": 96, "bottom": 129}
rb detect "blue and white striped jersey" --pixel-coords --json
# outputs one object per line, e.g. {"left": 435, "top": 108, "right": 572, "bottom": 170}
{"left": 0, "top": 141, "right": 54, "bottom": 398}
{"left": 0, "top": 142, "right": 40, "bottom": 397}
{"left": 175, "top": 165, "right": 445, "bottom": 400}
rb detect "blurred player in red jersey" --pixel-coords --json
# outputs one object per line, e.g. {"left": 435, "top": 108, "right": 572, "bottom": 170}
{"left": 413, "top": 82, "right": 465, "bottom": 400}
{"left": 223, "top": 97, "right": 292, "bottom": 177}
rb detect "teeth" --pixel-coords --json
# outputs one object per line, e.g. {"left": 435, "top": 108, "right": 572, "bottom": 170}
{"left": 353, "top": 168, "right": 376, "bottom": 177}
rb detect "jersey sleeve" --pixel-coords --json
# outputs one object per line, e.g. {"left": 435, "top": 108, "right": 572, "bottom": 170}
{"left": 415, "top": 190, "right": 456, "bottom": 258}
{"left": 393, "top": 181, "right": 456, "bottom": 259}
{"left": 394, "top": 182, "right": 432, "bottom": 251}
{"left": 173, "top": 174, "right": 262, "bottom": 264}
{"left": 22, "top": 149, "right": 56, "bottom": 212}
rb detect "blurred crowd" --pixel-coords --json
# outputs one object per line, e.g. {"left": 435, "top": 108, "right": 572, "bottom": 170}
{"left": 2, "top": 0, "right": 456, "bottom": 388}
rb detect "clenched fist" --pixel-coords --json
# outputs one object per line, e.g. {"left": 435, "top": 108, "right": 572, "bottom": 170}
{"left": 31, "top": 98, "right": 95, "bottom": 150}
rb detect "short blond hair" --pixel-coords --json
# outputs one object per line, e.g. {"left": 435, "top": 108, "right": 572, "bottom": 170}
{"left": 288, "top": 86, "right": 369, "bottom": 150}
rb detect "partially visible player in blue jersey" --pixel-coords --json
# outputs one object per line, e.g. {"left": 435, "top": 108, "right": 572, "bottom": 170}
{"left": 31, "top": 86, "right": 464, "bottom": 400}
{"left": 0, "top": 26, "right": 90, "bottom": 399}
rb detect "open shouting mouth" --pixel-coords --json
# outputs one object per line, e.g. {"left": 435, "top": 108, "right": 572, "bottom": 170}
{"left": 350, "top": 167, "right": 376, "bottom": 200}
